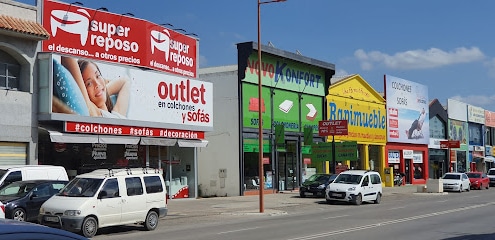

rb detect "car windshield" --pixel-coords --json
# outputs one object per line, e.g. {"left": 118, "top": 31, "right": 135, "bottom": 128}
{"left": 488, "top": 170, "right": 495, "bottom": 175}
{"left": 443, "top": 174, "right": 460, "bottom": 180}
{"left": 306, "top": 174, "right": 330, "bottom": 183}
{"left": 0, "top": 182, "right": 37, "bottom": 198}
{"left": 467, "top": 173, "right": 481, "bottom": 178}
{"left": 333, "top": 174, "right": 363, "bottom": 184}
{"left": 58, "top": 178, "right": 103, "bottom": 197}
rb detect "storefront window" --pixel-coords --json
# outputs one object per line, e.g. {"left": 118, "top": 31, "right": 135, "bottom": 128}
{"left": 457, "top": 151, "right": 467, "bottom": 173}
{"left": 429, "top": 149, "right": 447, "bottom": 179}
{"left": 369, "top": 145, "right": 381, "bottom": 172}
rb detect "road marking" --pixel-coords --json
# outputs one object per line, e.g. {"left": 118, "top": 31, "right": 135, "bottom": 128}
{"left": 388, "top": 206, "right": 406, "bottom": 210}
{"left": 287, "top": 202, "right": 494, "bottom": 240}
{"left": 217, "top": 227, "right": 260, "bottom": 235}
{"left": 436, "top": 200, "right": 448, "bottom": 203}
{"left": 323, "top": 215, "right": 349, "bottom": 219}
{"left": 466, "top": 195, "right": 480, "bottom": 199}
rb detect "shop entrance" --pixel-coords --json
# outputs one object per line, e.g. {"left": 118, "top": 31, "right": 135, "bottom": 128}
{"left": 278, "top": 140, "right": 298, "bottom": 191}
{"left": 405, "top": 159, "right": 412, "bottom": 184}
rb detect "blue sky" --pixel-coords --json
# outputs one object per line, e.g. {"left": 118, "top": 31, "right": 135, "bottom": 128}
{"left": 18, "top": 0, "right": 495, "bottom": 111}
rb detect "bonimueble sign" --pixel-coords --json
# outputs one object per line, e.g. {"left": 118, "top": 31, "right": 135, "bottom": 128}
{"left": 42, "top": 0, "right": 197, "bottom": 78}
{"left": 51, "top": 54, "right": 212, "bottom": 129}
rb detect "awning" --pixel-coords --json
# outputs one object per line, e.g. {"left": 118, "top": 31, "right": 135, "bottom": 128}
{"left": 140, "top": 137, "right": 177, "bottom": 146}
{"left": 177, "top": 139, "right": 208, "bottom": 148}
{"left": 98, "top": 135, "right": 140, "bottom": 145}
{"left": 485, "top": 156, "right": 495, "bottom": 163}
{"left": 47, "top": 130, "right": 99, "bottom": 143}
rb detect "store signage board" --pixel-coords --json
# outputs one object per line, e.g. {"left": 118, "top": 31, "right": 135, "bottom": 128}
{"left": 440, "top": 140, "right": 460, "bottom": 149}
{"left": 64, "top": 121, "right": 204, "bottom": 139}
{"left": 42, "top": 0, "right": 197, "bottom": 78}
{"left": 318, "top": 120, "right": 348, "bottom": 136}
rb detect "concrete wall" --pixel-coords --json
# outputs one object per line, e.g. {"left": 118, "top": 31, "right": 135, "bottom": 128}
{"left": 198, "top": 65, "right": 240, "bottom": 197}
{"left": 0, "top": 0, "right": 41, "bottom": 164}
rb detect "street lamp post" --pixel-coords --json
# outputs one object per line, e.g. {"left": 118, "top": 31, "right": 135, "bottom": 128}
{"left": 257, "top": 0, "right": 286, "bottom": 213}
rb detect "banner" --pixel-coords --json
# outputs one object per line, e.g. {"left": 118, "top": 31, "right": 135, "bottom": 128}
{"left": 42, "top": 0, "right": 197, "bottom": 78}
{"left": 385, "top": 75, "right": 429, "bottom": 144}
{"left": 51, "top": 54, "right": 212, "bottom": 129}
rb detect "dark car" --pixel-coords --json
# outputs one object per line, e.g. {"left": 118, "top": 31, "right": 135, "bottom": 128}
{"left": 0, "top": 218, "right": 88, "bottom": 239}
{"left": 0, "top": 180, "right": 68, "bottom": 222}
{"left": 300, "top": 173, "right": 338, "bottom": 198}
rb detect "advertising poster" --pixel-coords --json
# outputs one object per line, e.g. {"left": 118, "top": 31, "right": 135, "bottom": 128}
{"left": 300, "top": 94, "right": 322, "bottom": 134}
{"left": 448, "top": 119, "right": 468, "bottom": 150}
{"left": 243, "top": 53, "right": 326, "bottom": 96}
{"left": 273, "top": 89, "right": 299, "bottom": 132}
{"left": 42, "top": 0, "right": 197, "bottom": 78}
{"left": 326, "top": 96, "right": 387, "bottom": 143}
{"left": 385, "top": 75, "right": 429, "bottom": 144}
{"left": 241, "top": 83, "right": 272, "bottom": 130}
{"left": 467, "top": 105, "right": 485, "bottom": 124}
{"left": 51, "top": 54, "right": 212, "bottom": 129}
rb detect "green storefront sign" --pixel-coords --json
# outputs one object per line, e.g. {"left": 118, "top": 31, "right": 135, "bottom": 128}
{"left": 242, "top": 83, "right": 323, "bottom": 133}
{"left": 301, "top": 94, "right": 322, "bottom": 134}
{"left": 243, "top": 53, "right": 326, "bottom": 96}
{"left": 310, "top": 141, "right": 358, "bottom": 162}
{"left": 272, "top": 89, "right": 299, "bottom": 132}
{"left": 243, "top": 138, "right": 270, "bottom": 153}
{"left": 242, "top": 83, "right": 272, "bottom": 130}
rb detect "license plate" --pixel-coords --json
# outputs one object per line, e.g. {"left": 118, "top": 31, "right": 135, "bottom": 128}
{"left": 44, "top": 216, "right": 59, "bottom": 222}
{"left": 331, "top": 193, "right": 340, "bottom": 197}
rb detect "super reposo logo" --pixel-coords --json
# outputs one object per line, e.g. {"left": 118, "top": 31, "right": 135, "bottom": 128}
{"left": 50, "top": 9, "right": 90, "bottom": 46}
{"left": 150, "top": 29, "right": 171, "bottom": 61}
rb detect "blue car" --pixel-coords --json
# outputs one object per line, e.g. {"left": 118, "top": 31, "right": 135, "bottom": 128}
{"left": 0, "top": 218, "right": 88, "bottom": 239}
{"left": 0, "top": 180, "right": 68, "bottom": 222}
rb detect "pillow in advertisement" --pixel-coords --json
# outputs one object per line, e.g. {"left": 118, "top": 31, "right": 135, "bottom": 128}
{"left": 52, "top": 59, "right": 89, "bottom": 116}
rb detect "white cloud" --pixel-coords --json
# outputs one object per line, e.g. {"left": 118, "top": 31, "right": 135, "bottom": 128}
{"left": 451, "top": 94, "right": 495, "bottom": 109}
{"left": 335, "top": 68, "right": 349, "bottom": 76}
{"left": 354, "top": 47, "right": 485, "bottom": 70}
{"left": 483, "top": 58, "right": 495, "bottom": 78}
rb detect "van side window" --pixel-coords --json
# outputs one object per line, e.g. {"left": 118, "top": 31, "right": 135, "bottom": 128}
{"left": 4, "top": 171, "right": 22, "bottom": 185}
{"left": 144, "top": 176, "right": 163, "bottom": 193}
{"left": 371, "top": 174, "right": 381, "bottom": 184}
{"left": 125, "top": 177, "right": 143, "bottom": 196}
{"left": 100, "top": 178, "right": 119, "bottom": 198}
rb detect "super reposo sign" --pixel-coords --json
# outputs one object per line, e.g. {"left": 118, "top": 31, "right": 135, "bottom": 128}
{"left": 42, "top": 0, "right": 197, "bottom": 78}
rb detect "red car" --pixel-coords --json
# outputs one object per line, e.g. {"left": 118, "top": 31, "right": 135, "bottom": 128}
{"left": 466, "top": 172, "right": 490, "bottom": 190}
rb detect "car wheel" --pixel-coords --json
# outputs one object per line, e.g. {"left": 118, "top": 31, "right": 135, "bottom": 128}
{"left": 13, "top": 208, "right": 26, "bottom": 221}
{"left": 81, "top": 216, "right": 98, "bottom": 238}
{"left": 467, "top": 184, "right": 470, "bottom": 192}
{"left": 144, "top": 210, "right": 159, "bottom": 231}
{"left": 374, "top": 193, "right": 381, "bottom": 204}
{"left": 487, "top": 184, "right": 490, "bottom": 190}
{"left": 353, "top": 193, "right": 362, "bottom": 206}
{"left": 459, "top": 185, "right": 463, "bottom": 193}
{"left": 300, "top": 191, "right": 305, "bottom": 198}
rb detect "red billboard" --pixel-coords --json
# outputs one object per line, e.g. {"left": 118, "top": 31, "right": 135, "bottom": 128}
{"left": 42, "top": 0, "right": 197, "bottom": 78}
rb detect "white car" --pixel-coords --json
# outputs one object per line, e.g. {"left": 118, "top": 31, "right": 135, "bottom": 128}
{"left": 0, "top": 201, "right": 4, "bottom": 219}
{"left": 325, "top": 170, "right": 383, "bottom": 205}
{"left": 442, "top": 173, "right": 470, "bottom": 192}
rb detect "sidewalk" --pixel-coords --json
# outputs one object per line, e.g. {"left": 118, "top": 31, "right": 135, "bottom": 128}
{"left": 166, "top": 185, "right": 420, "bottom": 218}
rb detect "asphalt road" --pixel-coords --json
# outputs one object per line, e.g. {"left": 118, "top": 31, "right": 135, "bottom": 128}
{"left": 93, "top": 189, "right": 495, "bottom": 240}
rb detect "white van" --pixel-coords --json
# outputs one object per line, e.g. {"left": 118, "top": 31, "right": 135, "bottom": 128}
{"left": 325, "top": 170, "right": 383, "bottom": 205}
{"left": 0, "top": 165, "right": 69, "bottom": 187}
{"left": 39, "top": 168, "right": 167, "bottom": 238}
{"left": 487, "top": 168, "right": 495, "bottom": 186}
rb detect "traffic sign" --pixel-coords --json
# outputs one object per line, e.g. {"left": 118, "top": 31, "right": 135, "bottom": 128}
{"left": 318, "top": 120, "right": 348, "bottom": 136}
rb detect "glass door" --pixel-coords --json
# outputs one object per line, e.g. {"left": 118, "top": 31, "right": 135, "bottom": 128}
{"left": 277, "top": 141, "right": 297, "bottom": 191}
